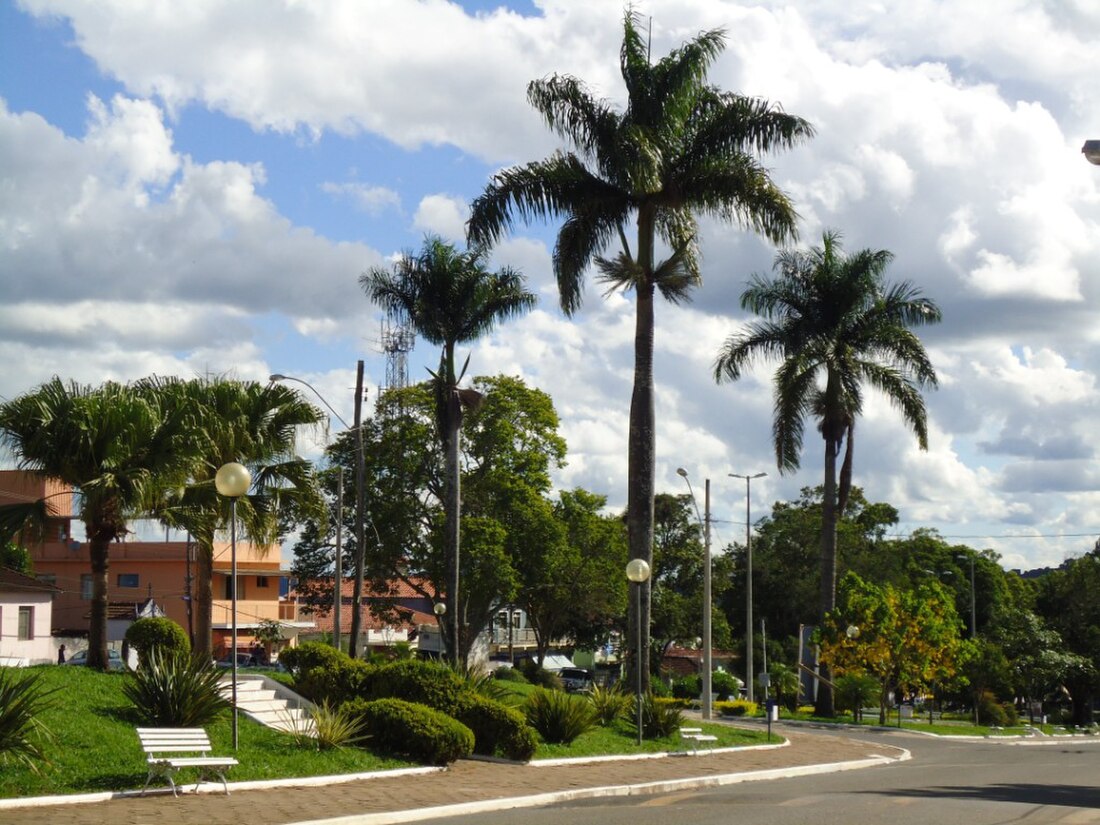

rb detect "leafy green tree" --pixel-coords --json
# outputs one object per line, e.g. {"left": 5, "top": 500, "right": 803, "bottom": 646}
{"left": 362, "top": 237, "right": 536, "bottom": 663}
{"left": 734, "top": 486, "right": 899, "bottom": 656}
{"left": 517, "top": 488, "right": 629, "bottom": 664}
{"left": 0, "top": 541, "right": 31, "bottom": 575}
{"left": 988, "top": 606, "right": 1084, "bottom": 723}
{"left": 468, "top": 11, "right": 812, "bottom": 688}
{"left": 817, "top": 572, "right": 964, "bottom": 724}
{"left": 1036, "top": 549, "right": 1100, "bottom": 725}
{"left": 715, "top": 232, "right": 941, "bottom": 715}
{"left": 146, "top": 376, "right": 325, "bottom": 659}
{"left": 295, "top": 376, "right": 561, "bottom": 665}
{"left": 0, "top": 378, "right": 201, "bottom": 670}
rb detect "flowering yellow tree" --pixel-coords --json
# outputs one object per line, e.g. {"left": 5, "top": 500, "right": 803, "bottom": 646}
{"left": 818, "top": 572, "right": 967, "bottom": 724}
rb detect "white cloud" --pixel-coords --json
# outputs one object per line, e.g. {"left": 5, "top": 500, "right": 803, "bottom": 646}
{"left": 321, "top": 182, "right": 401, "bottom": 215}
{"left": 412, "top": 194, "right": 468, "bottom": 241}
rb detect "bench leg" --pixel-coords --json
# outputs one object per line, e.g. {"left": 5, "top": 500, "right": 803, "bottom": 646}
{"left": 142, "top": 765, "right": 179, "bottom": 797}
{"left": 195, "top": 767, "right": 232, "bottom": 796}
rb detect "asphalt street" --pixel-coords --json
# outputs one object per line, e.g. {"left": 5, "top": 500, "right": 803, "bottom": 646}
{"left": 415, "top": 729, "right": 1100, "bottom": 825}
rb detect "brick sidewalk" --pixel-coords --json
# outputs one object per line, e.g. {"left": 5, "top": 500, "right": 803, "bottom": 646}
{"left": 0, "top": 729, "right": 898, "bottom": 825}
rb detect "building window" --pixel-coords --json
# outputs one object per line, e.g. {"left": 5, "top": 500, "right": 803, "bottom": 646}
{"left": 224, "top": 577, "right": 236, "bottom": 599}
{"left": 117, "top": 573, "right": 139, "bottom": 588}
{"left": 36, "top": 574, "right": 57, "bottom": 587}
{"left": 18, "top": 606, "right": 33, "bottom": 641}
{"left": 81, "top": 574, "right": 93, "bottom": 600}
{"left": 256, "top": 576, "right": 269, "bottom": 588}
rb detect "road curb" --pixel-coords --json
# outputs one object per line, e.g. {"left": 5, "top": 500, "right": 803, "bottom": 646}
{"left": 290, "top": 750, "right": 912, "bottom": 825}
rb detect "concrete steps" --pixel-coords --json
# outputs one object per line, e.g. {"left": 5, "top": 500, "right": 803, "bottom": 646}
{"left": 219, "top": 674, "right": 316, "bottom": 735}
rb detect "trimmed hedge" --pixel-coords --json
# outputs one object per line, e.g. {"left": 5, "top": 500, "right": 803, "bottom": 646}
{"left": 454, "top": 692, "right": 538, "bottom": 761}
{"left": 124, "top": 617, "right": 190, "bottom": 668}
{"left": 345, "top": 697, "right": 474, "bottom": 765}
{"left": 365, "top": 659, "right": 464, "bottom": 711}
{"left": 281, "top": 642, "right": 373, "bottom": 706}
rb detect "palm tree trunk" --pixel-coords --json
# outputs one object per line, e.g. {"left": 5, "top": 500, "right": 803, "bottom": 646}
{"left": 627, "top": 209, "right": 657, "bottom": 693}
{"left": 816, "top": 435, "right": 839, "bottom": 716}
{"left": 193, "top": 543, "right": 214, "bottom": 659}
{"left": 444, "top": 401, "right": 462, "bottom": 668}
{"left": 87, "top": 534, "right": 110, "bottom": 671}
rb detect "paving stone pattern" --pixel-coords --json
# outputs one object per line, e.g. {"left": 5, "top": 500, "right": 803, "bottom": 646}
{"left": 0, "top": 730, "right": 892, "bottom": 825}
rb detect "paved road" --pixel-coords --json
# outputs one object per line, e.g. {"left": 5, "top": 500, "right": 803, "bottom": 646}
{"left": 416, "top": 731, "right": 1100, "bottom": 825}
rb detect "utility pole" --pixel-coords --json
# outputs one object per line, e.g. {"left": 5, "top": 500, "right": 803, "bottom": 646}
{"left": 349, "top": 360, "right": 367, "bottom": 658}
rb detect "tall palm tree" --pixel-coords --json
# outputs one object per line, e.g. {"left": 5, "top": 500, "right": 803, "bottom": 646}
{"left": 361, "top": 235, "right": 536, "bottom": 664}
{"left": 466, "top": 10, "right": 813, "bottom": 685}
{"left": 144, "top": 376, "right": 325, "bottom": 659}
{"left": 713, "top": 230, "right": 941, "bottom": 714}
{"left": 0, "top": 378, "right": 202, "bottom": 669}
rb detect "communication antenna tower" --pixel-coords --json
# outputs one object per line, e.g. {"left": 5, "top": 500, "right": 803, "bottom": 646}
{"left": 381, "top": 307, "right": 415, "bottom": 391}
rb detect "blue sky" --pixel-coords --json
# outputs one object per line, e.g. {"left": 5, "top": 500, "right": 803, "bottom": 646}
{"left": 2, "top": 0, "right": 1099, "bottom": 570}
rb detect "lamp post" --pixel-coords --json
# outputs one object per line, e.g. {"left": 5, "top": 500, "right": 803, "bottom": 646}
{"left": 433, "top": 602, "right": 447, "bottom": 658}
{"left": 729, "top": 472, "right": 766, "bottom": 702}
{"left": 271, "top": 365, "right": 368, "bottom": 657}
{"left": 215, "top": 461, "right": 251, "bottom": 751}
{"left": 625, "top": 558, "right": 651, "bottom": 745}
{"left": 676, "top": 468, "right": 712, "bottom": 720}
{"left": 1083, "top": 140, "right": 1100, "bottom": 165}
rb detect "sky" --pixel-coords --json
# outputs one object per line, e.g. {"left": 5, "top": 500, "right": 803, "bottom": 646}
{"left": 1, "top": 0, "right": 1098, "bottom": 573}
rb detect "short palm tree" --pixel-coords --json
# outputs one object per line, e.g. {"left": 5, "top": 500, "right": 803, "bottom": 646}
{"left": 713, "top": 230, "right": 941, "bottom": 715}
{"left": 0, "top": 378, "right": 201, "bottom": 669}
{"left": 145, "top": 376, "right": 325, "bottom": 659}
{"left": 467, "top": 11, "right": 813, "bottom": 687}
{"left": 361, "top": 235, "right": 536, "bottom": 664}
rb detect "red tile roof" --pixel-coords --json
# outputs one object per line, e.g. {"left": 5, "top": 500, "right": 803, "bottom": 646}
{"left": 0, "top": 566, "right": 61, "bottom": 592}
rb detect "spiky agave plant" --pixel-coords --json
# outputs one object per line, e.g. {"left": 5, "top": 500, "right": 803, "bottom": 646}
{"left": 0, "top": 668, "right": 58, "bottom": 772}
{"left": 524, "top": 688, "right": 597, "bottom": 745}
{"left": 122, "top": 648, "right": 229, "bottom": 727}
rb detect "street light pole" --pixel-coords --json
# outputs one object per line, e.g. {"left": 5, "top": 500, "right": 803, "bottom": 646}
{"left": 730, "top": 472, "right": 766, "bottom": 703}
{"left": 676, "top": 468, "right": 711, "bottom": 720}
{"left": 270, "top": 367, "right": 368, "bottom": 657}
{"left": 215, "top": 462, "right": 251, "bottom": 751}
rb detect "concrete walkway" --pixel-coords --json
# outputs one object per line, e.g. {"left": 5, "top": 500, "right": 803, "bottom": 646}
{"left": 0, "top": 727, "right": 904, "bottom": 825}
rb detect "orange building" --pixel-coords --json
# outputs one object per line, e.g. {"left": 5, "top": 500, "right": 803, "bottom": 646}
{"left": 0, "top": 471, "right": 313, "bottom": 654}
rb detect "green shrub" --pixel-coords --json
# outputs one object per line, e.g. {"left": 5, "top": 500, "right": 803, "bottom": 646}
{"left": 454, "top": 692, "right": 537, "bottom": 761}
{"left": 366, "top": 659, "right": 465, "bottom": 711}
{"left": 493, "top": 667, "right": 527, "bottom": 683}
{"left": 648, "top": 678, "right": 671, "bottom": 697}
{"left": 0, "top": 668, "right": 58, "bottom": 771}
{"left": 524, "top": 688, "right": 598, "bottom": 745}
{"left": 279, "top": 641, "right": 347, "bottom": 678}
{"left": 587, "top": 683, "right": 632, "bottom": 726}
{"left": 122, "top": 649, "right": 229, "bottom": 727}
{"left": 711, "top": 670, "right": 741, "bottom": 701}
{"left": 124, "top": 617, "right": 189, "bottom": 668}
{"left": 976, "top": 691, "right": 1019, "bottom": 726}
{"left": 519, "top": 660, "right": 563, "bottom": 691}
{"left": 345, "top": 697, "right": 473, "bottom": 765}
{"left": 633, "top": 692, "right": 684, "bottom": 739}
{"left": 835, "top": 673, "right": 879, "bottom": 722}
{"left": 715, "top": 699, "right": 757, "bottom": 717}
{"left": 279, "top": 642, "right": 373, "bottom": 706}
{"left": 655, "top": 696, "right": 692, "bottom": 710}
{"left": 460, "top": 669, "right": 514, "bottom": 705}
{"left": 671, "top": 674, "right": 701, "bottom": 700}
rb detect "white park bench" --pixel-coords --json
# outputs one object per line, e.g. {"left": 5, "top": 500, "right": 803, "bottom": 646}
{"left": 679, "top": 726, "right": 718, "bottom": 752}
{"left": 137, "top": 727, "right": 238, "bottom": 797}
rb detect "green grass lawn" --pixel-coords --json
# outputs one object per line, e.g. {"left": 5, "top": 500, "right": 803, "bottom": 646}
{"left": 1, "top": 667, "right": 777, "bottom": 799}
{"left": 0, "top": 666, "right": 411, "bottom": 799}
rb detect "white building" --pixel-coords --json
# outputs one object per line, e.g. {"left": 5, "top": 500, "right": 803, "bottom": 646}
{"left": 0, "top": 566, "right": 60, "bottom": 666}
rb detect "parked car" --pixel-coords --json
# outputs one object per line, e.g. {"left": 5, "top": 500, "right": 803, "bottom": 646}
{"left": 63, "top": 648, "right": 126, "bottom": 671}
{"left": 558, "top": 667, "right": 594, "bottom": 693}
{"left": 215, "top": 653, "right": 257, "bottom": 668}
